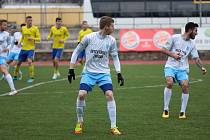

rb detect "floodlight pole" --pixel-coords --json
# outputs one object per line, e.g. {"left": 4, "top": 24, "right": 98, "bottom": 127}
{"left": 199, "top": 0, "right": 202, "bottom": 27}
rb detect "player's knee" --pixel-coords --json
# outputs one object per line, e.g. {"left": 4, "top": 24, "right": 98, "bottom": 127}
{"left": 17, "top": 61, "right": 22, "bottom": 66}
{"left": 105, "top": 90, "right": 114, "bottom": 101}
{"left": 78, "top": 90, "right": 87, "bottom": 100}
{"left": 54, "top": 58, "right": 59, "bottom": 62}
{"left": 1, "top": 67, "right": 8, "bottom": 75}
{"left": 28, "top": 61, "right": 33, "bottom": 65}
{"left": 166, "top": 80, "right": 173, "bottom": 88}
{"left": 181, "top": 81, "right": 189, "bottom": 91}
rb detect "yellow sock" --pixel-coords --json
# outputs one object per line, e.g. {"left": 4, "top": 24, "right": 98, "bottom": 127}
{"left": 29, "top": 65, "right": 34, "bottom": 78}
{"left": 54, "top": 67, "right": 57, "bottom": 74}
{"left": 14, "top": 65, "right": 20, "bottom": 77}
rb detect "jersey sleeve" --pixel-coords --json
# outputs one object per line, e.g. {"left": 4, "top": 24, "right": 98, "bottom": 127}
{"left": 190, "top": 43, "right": 199, "bottom": 59}
{"left": 47, "top": 27, "right": 53, "bottom": 40}
{"left": 110, "top": 38, "right": 121, "bottom": 73}
{"left": 163, "top": 37, "right": 174, "bottom": 50}
{"left": 70, "top": 35, "right": 89, "bottom": 64}
{"left": 7, "top": 35, "right": 13, "bottom": 50}
{"left": 77, "top": 30, "right": 82, "bottom": 43}
{"left": 34, "top": 27, "right": 41, "bottom": 42}
{"left": 110, "top": 38, "right": 118, "bottom": 57}
{"left": 64, "top": 27, "right": 70, "bottom": 41}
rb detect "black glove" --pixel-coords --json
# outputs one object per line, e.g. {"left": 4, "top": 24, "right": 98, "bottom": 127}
{"left": 117, "top": 73, "right": 124, "bottom": 86}
{"left": 68, "top": 69, "right": 75, "bottom": 84}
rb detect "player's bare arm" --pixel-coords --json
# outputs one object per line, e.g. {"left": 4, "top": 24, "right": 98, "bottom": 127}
{"left": 194, "top": 57, "right": 207, "bottom": 75}
{"left": 161, "top": 48, "right": 181, "bottom": 61}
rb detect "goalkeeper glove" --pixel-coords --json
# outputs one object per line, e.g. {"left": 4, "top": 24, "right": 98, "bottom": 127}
{"left": 117, "top": 73, "right": 124, "bottom": 86}
{"left": 68, "top": 69, "right": 75, "bottom": 84}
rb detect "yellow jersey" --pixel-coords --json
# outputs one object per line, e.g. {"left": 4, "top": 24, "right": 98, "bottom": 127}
{"left": 47, "top": 26, "right": 70, "bottom": 49}
{"left": 78, "top": 28, "right": 93, "bottom": 43}
{"left": 21, "top": 25, "right": 41, "bottom": 50}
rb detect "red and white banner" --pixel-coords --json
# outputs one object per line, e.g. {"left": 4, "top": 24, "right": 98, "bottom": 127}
{"left": 120, "top": 28, "right": 173, "bottom": 52}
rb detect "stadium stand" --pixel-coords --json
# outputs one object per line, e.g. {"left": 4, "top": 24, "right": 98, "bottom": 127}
{"left": 0, "top": 0, "right": 210, "bottom": 61}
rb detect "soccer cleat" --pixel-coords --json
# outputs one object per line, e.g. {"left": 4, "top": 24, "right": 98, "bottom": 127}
{"left": 56, "top": 72, "right": 61, "bottom": 77}
{"left": 18, "top": 71, "right": 22, "bottom": 80}
{"left": 52, "top": 73, "right": 57, "bottom": 80}
{"left": 27, "top": 78, "right": 34, "bottom": 83}
{"left": 13, "top": 76, "right": 18, "bottom": 80}
{"left": 74, "top": 122, "right": 83, "bottom": 134}
{"left": 110, "top": 127, "right": 122, "bottom": 135}
{"left": 179, "top": 112, "right": 187, "bottom": 119}
{"left": 162, "top": 110, "right": 169, "bottom": 118}
{"left": 8, "top": 90, "right": 18, "bottom": 96}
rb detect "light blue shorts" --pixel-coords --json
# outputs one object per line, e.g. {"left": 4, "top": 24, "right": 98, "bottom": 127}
{"left": 7, "top": 52, "right": 19, "bottom": 61}
{"left": 0, "top": 57, "right": 6, "bottom": 65}
{"left": 164, "top": 67, "right": 188, "bottom": 82}
{"left": 80, "top": 72, "right": 113, "bottom": 92}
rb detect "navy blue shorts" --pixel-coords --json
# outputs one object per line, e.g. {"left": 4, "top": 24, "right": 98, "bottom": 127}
{"left": 18, "top": 50, "right": 34, "bottom": 62}
{"left": 52, "top": 48, "right": 63, "bottom": 59}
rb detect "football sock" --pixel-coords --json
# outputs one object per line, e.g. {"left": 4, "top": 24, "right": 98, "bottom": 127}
{"left": 29, "top": 65, "right": 34, "bottom": 78}
{"left": 14, "top": 65, "right": 20, "bottom": 77}
{"left": 5, "top": 74, "right": 16, "bottom": 91}
{"left": 181, "top": 93, "right": 189, "bottom": 113}
{"left": 76, "top": 98, "right": 86, "bottom": 123}
{"left": 164, "top": 87, "right": 172, "bottom": 111}
{"left": 53, "top": 67, "right": 57, "bottom": 74}
{"left": 19, "top": 70, "right": 22, "bottom": 75}
{"left": 107, "top": 100, "right": 116, "bottom": 128}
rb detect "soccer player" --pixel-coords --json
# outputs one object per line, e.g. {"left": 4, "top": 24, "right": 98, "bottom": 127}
{"left": 161, "top": 22, "right": 207, "bottom": 119}
{"left": 14, "top": 16, "right": 41, "bottom": 83}
{"left": 68, "top": 16, "right": 124, "bottom": 135}
{"left": 6, "top": 24, "right": 25, "bottom": 80}
{"left": 0, "top": 19, "right": 17, "bottom": 95}
{"left": 47, "top": 17, "right": 70, "bottom": 80}
{"left": 77, "top": 21, "right": 93, "bottom": 65}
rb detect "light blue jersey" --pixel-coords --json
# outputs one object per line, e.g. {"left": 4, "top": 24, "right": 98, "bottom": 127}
{"left": 9, "top": 32, "right": 22, "bottom": 54}
{"left": 163, "top": 34, "right": 199, "bottom": 72}
{"left": 0, "top": 31, "right": 10, "bottom": 58}
{"left": 71, "top": 32, "right": 120, "bottom": 74}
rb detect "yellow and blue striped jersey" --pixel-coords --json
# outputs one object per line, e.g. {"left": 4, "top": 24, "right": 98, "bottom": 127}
{"left": 77, "top": 28, "right": 93, "bottom": 43}
{"left": 21, "top": 25, "right": 41, "bottom": 50}
{"left": 47, "top": 26, "right": 70, "bottom": 49}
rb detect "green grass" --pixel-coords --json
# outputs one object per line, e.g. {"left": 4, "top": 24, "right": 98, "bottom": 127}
{"left": 0, "top": 64, "right": 210, "bottom": 140}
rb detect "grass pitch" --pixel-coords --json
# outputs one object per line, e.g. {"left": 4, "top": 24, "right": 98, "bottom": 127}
{"left": 0, "top": 64, "right": 210, "bottom": 140}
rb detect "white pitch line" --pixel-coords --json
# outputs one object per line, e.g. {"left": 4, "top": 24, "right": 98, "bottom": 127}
{"left": 0, "top": 78, "right": 203, "bottom": 96}
{"left": 117, "top": 79, "right": 203, "bottom": 90}
{"left": 0, "top": 76, "right": 80, "bottom": 97}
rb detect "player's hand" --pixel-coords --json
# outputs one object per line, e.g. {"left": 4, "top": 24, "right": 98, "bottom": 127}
{"left": 201, "top": 67, "right": 207, "bottom": 75}
{"left": 2, "top": 48, "right": 9, "bottom": 52}
{"left": 59, "top": 40, "right": 64, "bottom": 43}
{"left": 173, "top": 53, "right": 182, "bottom": 61}
{"left": 68, "top": 69, "right": 75, "bottom": 84}
{"left": 28, "top": 37, "right": 34, "bottom": 41}
{"left": 117, "top": 73, "right": 124, "bottom": 86}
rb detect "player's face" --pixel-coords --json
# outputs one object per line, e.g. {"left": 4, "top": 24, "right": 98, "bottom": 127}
{"left": 10, "top": 28, "right": 16, "bottom": 34}
{"left": 105, "top": 23, "right": 114, "bottom": 35}
{"left": 56, "top": 20, "right": 62, "bottom": 28}
{"left": 26, "top": 18, "right": 32, "bottom": 27}
{"left": 0, "top": 22, "right": 7, "bottom": 31}
{"left": 189, "top": 27, "right": 198, "bottom": 40}
{"left": 82, "top": 23, "right": 88, "bottom": 30}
